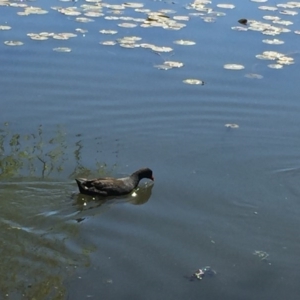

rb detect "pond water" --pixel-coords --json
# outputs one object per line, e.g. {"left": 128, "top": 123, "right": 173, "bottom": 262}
{"left": 1, "top": 0, "right": 300, "bottom": 299}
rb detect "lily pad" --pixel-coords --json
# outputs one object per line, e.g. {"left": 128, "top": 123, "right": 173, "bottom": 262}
{"left": 123, "top": 2, "right": 144, "bottom": 8}
{"left": 258, "top": 6, "right": 278, "bottom": 11}
{"left": 262, "top": 39, "right": 284, "bottom": 45}
{"left": 151, "top": 46, "right": 173, "bottom": 52}
{"left": 223, "top": 64, "right": 245, "bottom": 70}
{"left": 268, "top": 64, "right": 283, "bottom": 69}
{"left": 53, "top": 47, "right": 72, "bottom": 52}
{"left": 4, "top": 40, "right": 24, "bottom": 46}
{"left": 173, "top": 39, "right": 196, "bottom": 46}
{"left": 183, "top": 79, "right": 204, "bottom": 85}
{"left": 0, "top": 25, "right": 11, "bottom": 30}
{"left": 118, "top": 23, "right": 137, "bottom": 28}
{"left": 99, "top": 30, "right": 118, "bottom": 34}
{"left": 84, "top": 12, "right": 103, "bottom": 17}
{"left": 76, "top": 17, "right": 95, "bottom": 23}
{"left": 100, "top": 41, "right": 117, "bottom": 46}
{"left": 217, "top": 4, "right": 235, "bottom": 9}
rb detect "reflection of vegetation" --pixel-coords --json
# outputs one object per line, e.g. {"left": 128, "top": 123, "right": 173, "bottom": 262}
{"left": 0, "top": 183, "right": 90, "bottom": 300}
{"left": 0, "top": 123, "right": 112, "bottom": 179}
{"left": 0, "top": 123, "right": 119, "bottom": 299}
{"left": 0, "top": 123, "right": 65, "bottom": 178}
{"left": 0, "top": 123, "right": 148, "bottom": 299}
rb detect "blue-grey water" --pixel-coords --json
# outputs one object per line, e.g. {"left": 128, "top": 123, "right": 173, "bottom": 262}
{"left": 1, "top": 0, "right": 300, "bottom": 299}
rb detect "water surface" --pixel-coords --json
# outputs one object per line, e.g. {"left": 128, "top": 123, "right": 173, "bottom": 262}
{"left": 1, "top": 0, "right": 300, "bottom": 299}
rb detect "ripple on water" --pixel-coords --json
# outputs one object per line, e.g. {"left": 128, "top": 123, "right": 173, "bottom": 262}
{"left": 0, "top": 181, "right": 90, "bottom": 299}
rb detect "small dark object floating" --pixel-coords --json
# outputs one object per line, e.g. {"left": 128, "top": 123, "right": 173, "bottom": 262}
{"left": 75, "top": 168, "right": 154, "bottom": 196}
{"left": 186, "top": 266, "right": 216, "bottom": 282}
{"left": 238, "top": 18, "right": 248, "bottom": 25}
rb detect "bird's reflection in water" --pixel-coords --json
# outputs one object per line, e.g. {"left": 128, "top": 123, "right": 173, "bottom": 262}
{"left": 72, "top": 183, "right": 154, "bottom": 223}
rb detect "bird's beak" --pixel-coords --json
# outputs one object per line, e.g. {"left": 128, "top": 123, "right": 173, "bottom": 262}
{"left": 151, "top": 176, "right": 154, "bottom": 181}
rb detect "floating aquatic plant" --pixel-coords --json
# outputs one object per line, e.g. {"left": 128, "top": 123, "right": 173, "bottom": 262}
{"left": 4, "top": 40, "right": 23, "bottom": 46}
{"left": 100, "top": 40, "right": 117, "bottom": 46}
{"left": 99, "top": 29, "right": 118, "bottom": 34}
{"left": 223, "top": 64, "right": 245, "bottom": 70}
{"left": 0, "top": 25, "right": 11, "bottom": 30}
{"left": 183, "top": 79, "right": 204, "bottom": 85}
{"left": 53, "top": 47, "right": 72, "bottom": 52}
{"left": 173, "top": 39, "right": 196, "bottom": 45}
{"left": 268, "top": 63, "right": 283, "bottom": 69}
{"left": 216, "top": 4, "right": 235, "bottom": 9}
{"left": 154, "top": 60, "right": 184, "bottom": 70}
{"left": 262, "top": 38, "right": 284, "bottom": 45}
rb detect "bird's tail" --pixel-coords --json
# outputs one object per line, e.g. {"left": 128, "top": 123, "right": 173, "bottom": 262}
{"left": 75, "top": 179, "right": 87, "bottom": 194}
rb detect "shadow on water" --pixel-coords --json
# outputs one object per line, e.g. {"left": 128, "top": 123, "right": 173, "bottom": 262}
{"left": 0, "top": 124, "right": 153, "bottom": 299}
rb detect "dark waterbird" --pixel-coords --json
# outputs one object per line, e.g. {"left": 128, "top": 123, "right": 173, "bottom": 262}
{"left": 75, "top": 168, "right": 154, "bottom": 196}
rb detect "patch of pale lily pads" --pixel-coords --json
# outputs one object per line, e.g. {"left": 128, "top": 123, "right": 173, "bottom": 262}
{"left": 263, "top": 16, "right": 281, "bottom": 21}
{"left": 201, "top": 17, "right": 216, "bottom": 23}
{"left": 84, "top": 12, "right": 103, "bottom": 17}
{"left": 1, "top": 0, "right": 299, "bottom": 83}
{"left": 27, "top": 32, "right": 76, "bottom": 41}
{"left": 0, "top": 25, "right": 11, "bottom": 30}
{"left": 183, "top": 79, "right": 204, "bottom": 85}
{"left": 76, "top": 28, "right": 88, "bottom": 34}
{"left": 277, "top": 3, "right": 300, "bottom": 9}
{"left": 76, "top": 17, "right": 95, "bottom": 23}
{"left": 28, "top": 34, "right": 49, "bottom": 41}
{"left": 154, "top": 64, "right": 173, "bottom": 70}
{"left": 273, "top": 20, "right": 293, "bottom": 26}
{"left": 104, "top": 16, "right": 120, "bottom": 20}
{"left": 100, "top": 41, "right": 117, "bottom": 46}
{"left": 154, "top": 60, "right": 184, "bottom": 70}
{"left": 277, "top": 56, "right": 294, "bottom": 65}
{"left": 10, "top": 2, "right": 28, "bottom": 7}
{"left": 256, "top": 51, "right": 285, "bottom": 60}
{"left": 216, "top": 4, "right": 235, "bottom": 9}
{"left": 173, "top": 40, "right": 196, "bottom": 46}
{"left": 258, "top": 6, "right": 278, "bottom": 11}
{"left": 279, "top": 10, "right": 298, "bottom": 16}
{"left": 18, "top": 6, "right": 48, "bottom": 15}
{"left": 119, "top": 43, "right": 139, "bottom": 48}
{"left": 57, "top": 8, "right": 81, "bottom": 16}
{"left": 123, "top": 3, "right": 144, "bottom": 9}
{"left": 267, "top": 63, "right": 283, "bottom": 69}
{"left": 173, "top": 15, "right": 190, "bottom": 21}
{"left": 231, "top": 26, "right": 248, "bottom": 31}
{"left": 99, "top": 30, "right": 118, "bottom": 34}
{"left": 53, "top": 47, "right": 72, "bottom": 52}
{"left": 118, "top": 22, "right": 137, "bottom": 28}
{"left": 4, "top": 40, "right": 23, "bottom": 46}
{"left": 53, "top": 34, "right": 70, "bottom": 40}
{"left": 255, "top": 50, "right": 294, "bottom": 68}
{"left": 223, "top": 64, "right": 245, "bottom": 70}
{"left": 159, "top": 9, "right": 176, "bottom": 14}
{"left": 262, "top": 39, "right": 284, "bottom": 45}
